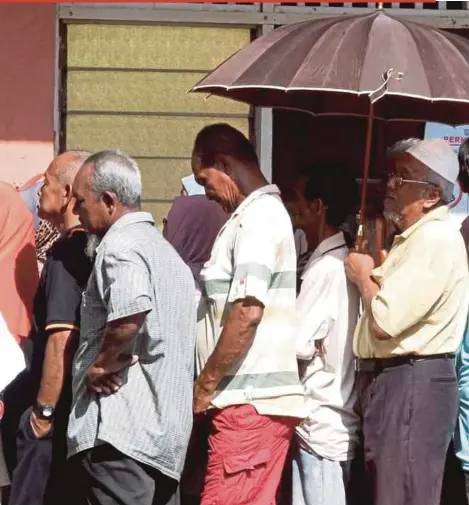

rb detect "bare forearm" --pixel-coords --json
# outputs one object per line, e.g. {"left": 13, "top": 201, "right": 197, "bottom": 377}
{"left": 93, "top": 313, "right": 146, "bottom": 368}
{"left": 198, "top": 301, "right": 262, "bottom": 393}
{"left": 37, "top": 330, "right": 77, "bottom": 406}
{"left": 356, "top": 274, "right": 380, "bottom": 313}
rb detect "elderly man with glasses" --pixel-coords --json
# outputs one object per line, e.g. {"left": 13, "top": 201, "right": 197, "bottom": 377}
{"left": 344, "top": 138, "right": 469, "bottom": 505}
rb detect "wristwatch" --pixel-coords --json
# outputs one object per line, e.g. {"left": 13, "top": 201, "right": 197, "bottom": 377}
{"left": 33, "top": 402, "right": 55, "bottom": 420}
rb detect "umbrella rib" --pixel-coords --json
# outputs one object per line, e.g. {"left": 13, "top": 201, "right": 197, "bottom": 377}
{"left": 400, "top": 21, "right": 469, "bottom": 101}
{"left": 248, "top": 17, "right": 344, "bottom": 88}
{"left": 288, "top": 14, "right": 372, "bottom": 91}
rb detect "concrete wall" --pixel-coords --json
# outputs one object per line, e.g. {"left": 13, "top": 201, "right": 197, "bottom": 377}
{"left": 0, "top": 4, "right": 56, "bottom": 185}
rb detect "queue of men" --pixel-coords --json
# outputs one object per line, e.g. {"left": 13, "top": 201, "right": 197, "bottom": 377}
{"left": 0, "top": 123, "right": 469, "bottom": 505}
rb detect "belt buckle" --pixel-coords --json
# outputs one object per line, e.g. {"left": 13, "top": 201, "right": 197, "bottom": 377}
{"left": 355, "top": 359, "right": 376, "bottom": 373}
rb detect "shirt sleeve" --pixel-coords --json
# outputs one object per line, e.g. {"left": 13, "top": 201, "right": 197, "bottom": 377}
{"left": 44, "top": 258, "right": 83, "bottom": 332}
{"left": 296, "top": 266, "right": 338, "bottom": 360}
{"left": 101, "top": 247, "right": 153, "bottom": 323}
{"left": 371, "top": 236, "right": 455, "bottom": 338}
{"left": 227, "top": 211, "right": 285, "bottom": 306}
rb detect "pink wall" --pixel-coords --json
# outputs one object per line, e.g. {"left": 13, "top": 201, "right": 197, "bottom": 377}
{"left": 0, "top": 4, "right": 56, "bottom": 185}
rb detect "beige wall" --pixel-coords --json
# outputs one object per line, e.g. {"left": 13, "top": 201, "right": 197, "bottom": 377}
{"left": 65, "top": 23, "right": 251, "bottom": 224}
{"left": 0, "top": 4, "right": 56, "bottom": 185}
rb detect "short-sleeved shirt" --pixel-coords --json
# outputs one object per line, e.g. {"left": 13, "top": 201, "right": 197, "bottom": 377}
{"left": 354, "top": 206, "right": 469, "bottom": 358}
{"left": 67, "top": 212, "right": 197, "bottom": 481}
{"left": 295, "top": 232, "right": 360, "bottom": 461}
{"left": 29, "top": 227, "right": 92, "bottom": 401}
{"left": 199, "top": 185, "right": 304, "bottom": 418}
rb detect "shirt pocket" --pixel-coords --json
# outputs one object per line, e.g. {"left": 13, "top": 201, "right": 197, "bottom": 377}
{"left": 80, "top": 291, "right": 106, "bottom": 341}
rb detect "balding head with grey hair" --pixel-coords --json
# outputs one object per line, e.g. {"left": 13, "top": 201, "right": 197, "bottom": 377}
{"left": 39, "top": 150, "right": 92, "bottom": 229}
{"left": 85, "top": 150, "right": 142, "bottom": 208}
{"left": 73, "top": 150, "right": 143, "bottom": 241}
{"left": 56, "top": 151, "right": 92, "bottom": 186}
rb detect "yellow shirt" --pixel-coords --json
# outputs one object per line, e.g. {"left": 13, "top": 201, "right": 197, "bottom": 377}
{"left": 354, "top": 206, "right": 469, "bottom": 358}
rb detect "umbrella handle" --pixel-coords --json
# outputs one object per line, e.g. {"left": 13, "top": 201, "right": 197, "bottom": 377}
{"left": 355, "top": 223, "right": 366, "bottom": 253}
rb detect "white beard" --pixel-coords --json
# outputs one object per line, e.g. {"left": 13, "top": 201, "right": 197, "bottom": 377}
{"left": 85, "top": 234, "right": 101, "bottom": 259}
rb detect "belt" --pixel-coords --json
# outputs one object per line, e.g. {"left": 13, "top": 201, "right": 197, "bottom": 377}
{"left": 355, "top": 353, "right": 455, "bottom": 373}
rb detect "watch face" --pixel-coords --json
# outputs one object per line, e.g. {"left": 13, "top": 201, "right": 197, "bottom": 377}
{"left": 42, "top": 406, "right": 54, "bottom": 418}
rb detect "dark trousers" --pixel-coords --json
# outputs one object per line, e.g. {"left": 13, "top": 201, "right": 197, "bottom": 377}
{"left": 357, "top": 357, "right": 459, "bottom": 505}
{"left": 1, "top": 371, "right": 34, "bottom": 476}
{"left": 70, "top": 444, "right": 180, "bottom": 505}
{"left": 8, "top": 405, "right": 70, "bottom": 505}
{"left": 465, "top": 472, "right": 469, "bottom": 504}
{"left": 440, "top": 442, "right": 468, "bottom": 505}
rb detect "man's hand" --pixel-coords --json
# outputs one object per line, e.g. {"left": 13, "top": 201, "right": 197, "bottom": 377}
{"left": 30, "top": 411, "right": 52, "bottom": 438}
{"left": 345, "top": 252, "right": 375, "bottom": 285}
{"left": 193, "top": 380, "right": 215, "bottom": 415}
{"left": 87, "top": 354, "right": 138, "bottom": 395}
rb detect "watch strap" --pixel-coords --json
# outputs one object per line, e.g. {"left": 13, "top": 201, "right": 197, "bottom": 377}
{"left": 33, "top": 402, "right": 55, "bottom": 420}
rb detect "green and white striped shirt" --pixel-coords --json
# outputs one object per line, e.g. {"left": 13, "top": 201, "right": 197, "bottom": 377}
{"left": 199, "top": 185, "right": 304, "bottom": 418}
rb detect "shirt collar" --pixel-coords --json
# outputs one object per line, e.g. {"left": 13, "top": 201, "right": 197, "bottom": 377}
{"left": 97, "top": 211, "right": 154, "bottom": 251}
{"left": 394, "top": 205, "right": 449, "bottom": 244}
{"left": 301, "top": 232, "right": 346, "bottom": 279}
{"left": 232, "top": 184, "right": 281, "bottom": 217}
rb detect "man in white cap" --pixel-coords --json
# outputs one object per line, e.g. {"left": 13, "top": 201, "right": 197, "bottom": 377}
{"left": 344, "top": 138, "right": 469, "bottom": 505}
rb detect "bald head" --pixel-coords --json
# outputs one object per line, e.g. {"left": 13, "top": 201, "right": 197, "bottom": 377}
{"left": 51, "top": 151, "right": 91, "bottom": 186}
{"left": 193, "top": 123, "right": 259, "bottom": 170}
{"left": 39, "top": 150, "right": 91, "bottom": 229}
{"left": 191, "top": 123, "right": 268, "bottom": 213}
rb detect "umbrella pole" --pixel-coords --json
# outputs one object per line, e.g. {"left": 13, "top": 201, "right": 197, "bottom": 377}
{"left": 355, "top": 102, "right": 374, "bottom": 253}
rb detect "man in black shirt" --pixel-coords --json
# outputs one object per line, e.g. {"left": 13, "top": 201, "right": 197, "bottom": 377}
{"left": 8, "top": 151, "right": 92, "bottom": 505}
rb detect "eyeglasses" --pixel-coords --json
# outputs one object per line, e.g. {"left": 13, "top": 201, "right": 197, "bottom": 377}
{"left": 386, "top": 173, "right": 433, "bottom": 189}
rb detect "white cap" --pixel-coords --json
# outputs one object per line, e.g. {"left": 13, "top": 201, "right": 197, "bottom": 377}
{"left": 406, "top": 138, "right": 458, "bottom": 202}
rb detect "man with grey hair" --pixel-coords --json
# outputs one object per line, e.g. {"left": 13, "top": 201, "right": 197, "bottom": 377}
{"left": 8, "top": 151, "right": 93, "bottom": 505}
{"left": 344, "top": 138, "right": 469, "bottom": 505}
{"left": 68, "top": 150, "right": 196, "bottom": 505}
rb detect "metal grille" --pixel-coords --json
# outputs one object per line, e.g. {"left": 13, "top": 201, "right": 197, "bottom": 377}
{"left": 272, "top": 1, "right": 468, "bottom": 10}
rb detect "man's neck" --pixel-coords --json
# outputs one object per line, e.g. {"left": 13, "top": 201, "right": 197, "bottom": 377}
{"left": 235, "top": 167, "right": 269, "bottom": 207}
{"left": 304, "top": 224, "right": 339, "bottom": 252}
{"left": 399, "top": 211, "right": 425, "bottom": 233}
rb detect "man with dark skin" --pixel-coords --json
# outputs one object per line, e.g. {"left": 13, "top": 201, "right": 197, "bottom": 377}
{"left": 8, "top": 151, "right": 92, "bottom": 505}
{"left": 192, "top": 140, "right": 269, "bottom": 414}
{"left": 345, "top": 138, "right": 469, "bottom": 505}
{"left": 192, "top": 123, "right": 303, "bottom": 505}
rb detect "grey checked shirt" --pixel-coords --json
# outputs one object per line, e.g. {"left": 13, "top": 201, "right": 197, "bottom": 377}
{"left": 67, "top": 212, "right": 196, "bottom": 481}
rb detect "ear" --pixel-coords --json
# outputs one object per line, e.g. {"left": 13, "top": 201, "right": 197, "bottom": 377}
{"left": 314, "top": 198, "right": 328, "bottom": 217}
{"left": 422, "top": 187, "right": 442, "bottom": 210}
{"left": 102, "top": 191, "right": 118, "bottom": 213}
{"left": 63, "top": 183, "right": 73, "bottom": 203}
{"left": 218, "top": 154, "right": 234, "bottom": 176}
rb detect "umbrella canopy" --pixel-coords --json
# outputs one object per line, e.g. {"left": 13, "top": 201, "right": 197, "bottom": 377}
{"left": 192, "top": 11, "right": 469, "bottom": 125}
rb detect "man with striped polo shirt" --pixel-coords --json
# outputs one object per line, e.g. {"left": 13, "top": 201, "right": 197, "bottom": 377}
{"left": 191, "top": 123, "right": 304, "bottom": 505}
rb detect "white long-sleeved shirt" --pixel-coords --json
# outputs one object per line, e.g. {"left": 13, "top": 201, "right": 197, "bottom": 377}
{"left": 296, "top": 232, "right": 361, "bottom": 461}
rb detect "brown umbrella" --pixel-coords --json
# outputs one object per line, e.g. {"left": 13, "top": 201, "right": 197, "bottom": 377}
{"left": 192, "top": 11, "right": 469, "bottom": 125}
{"left": 192, "top": 11, "right": 469, "bottom": 254}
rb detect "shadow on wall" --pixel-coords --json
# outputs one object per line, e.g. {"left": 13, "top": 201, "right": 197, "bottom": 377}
{"left": 0, "top": 4, "right": 56, "bottom": 184}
